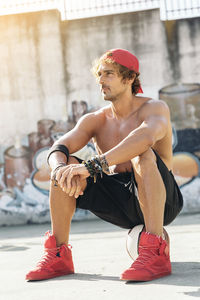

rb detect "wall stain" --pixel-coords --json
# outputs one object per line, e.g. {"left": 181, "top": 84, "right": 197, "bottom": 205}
{"left": 59, "top": 19, "right": 71, "bottom": 98}
{"left": 0, "top": 15, "right": 19, "bottom": 101}
{"left": 164, "top": 20, "right": 181, "bottom": 82}
{"left": 26, "top": 12, "right": 45, "bottom": 115}
{"left": 187, "top": 17, "right": 200, "bottom": 47}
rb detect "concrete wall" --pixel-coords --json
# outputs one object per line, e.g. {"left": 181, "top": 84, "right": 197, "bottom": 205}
{"left": 62, "top": 9, "right": 172, "bottom": 105}
{"left": 0, "top": 9, "right": 200, "bottom": 148}
{"left": 0, "top": 9, "right": 200, "bottom": 224}
{"left": 0, "top": 10, "right": 67, "bottom": 147}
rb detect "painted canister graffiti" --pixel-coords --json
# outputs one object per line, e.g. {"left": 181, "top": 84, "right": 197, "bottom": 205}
{"left": 159, "top": 83, "right": 200, "bottom": 186}
{"left": 37, "top": 119, "right": 55, "bottom": 148}
{"left": 4, "top": 142, "right": 32, "bottom": 190}
{"left": 159, "top": 83, "right": 200, "bottom": 129}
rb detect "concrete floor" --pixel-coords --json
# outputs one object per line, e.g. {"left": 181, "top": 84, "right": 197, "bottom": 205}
{"left": 0, "top": 213, "right": 200, "bottom": 300}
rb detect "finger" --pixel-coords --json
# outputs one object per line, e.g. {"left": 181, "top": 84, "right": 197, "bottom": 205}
{"left": 66, "top": 170, "right": 74, "bottom": 194}
{"left": 61, "top": 181, "right": 68, "bottom": 193}
{"left": 58, "top": 164, "right": 79, "bottom": 188}
{"left": 55, "top": 166, "right": 67, "bottom": 182}
{"left": 69, "top": 178, "right": 77, "bottom": 197}
{"left": 74, "top": 177, "right": 83, "bottom": 198}
{"left": 57, "top": 168, "right": 71, "bottom": 188}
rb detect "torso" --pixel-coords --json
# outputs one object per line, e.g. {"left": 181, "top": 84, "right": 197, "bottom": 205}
{"left": 93, "top": 97, "right": 173, "bottom": 173}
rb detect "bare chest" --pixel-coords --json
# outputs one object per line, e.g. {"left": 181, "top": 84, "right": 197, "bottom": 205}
{"left": 94, "top": 117, "right": 141, "bottom": 154}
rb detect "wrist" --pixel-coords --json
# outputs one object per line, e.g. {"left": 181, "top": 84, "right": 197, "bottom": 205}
{"left": 99, "top": 154, "right": 110, "bottom": 172}
{"left": 82, "top": 164, "right": 90, "bottom": 177}
{"left": 83, "top": 154, "right": 111, "bottom": 182}
{"left": 83, "top": 157, "right": 103, "bottom": 183}
{"left": 52, "top": 162, "right": 67, "bottom": 172}
{"left": 51, "top": 163, "right": 67, "bottom": 185}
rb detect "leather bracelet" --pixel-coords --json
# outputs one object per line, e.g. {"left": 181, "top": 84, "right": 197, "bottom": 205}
{"left": 47, "top": 144, "right": 69, "bottom": 165}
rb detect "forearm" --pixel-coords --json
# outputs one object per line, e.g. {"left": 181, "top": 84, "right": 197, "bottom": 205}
{"left": 48, "top": 152, "right": 68, "bottom": 171}
{"left": 104, "top": 128, "right": 154, "bottom": 166}
{"left": 48, "top": 133, "right": 87, "bottom": 170}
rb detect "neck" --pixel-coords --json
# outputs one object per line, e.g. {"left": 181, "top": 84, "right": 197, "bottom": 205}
{"left": 110, "top": 93, "right": 138, "bottom": 120}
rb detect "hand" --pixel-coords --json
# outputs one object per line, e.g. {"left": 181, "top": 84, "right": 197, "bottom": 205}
{"left": 61, "top": 175, "right": 83, "bottom": 198}
{"left": 55, "top": 164, "right": 90, "bottom": 198}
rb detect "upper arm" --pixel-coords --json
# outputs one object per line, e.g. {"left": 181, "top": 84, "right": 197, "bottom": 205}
{"left": 54, "top": 112, "right": 102, "bottom": 154}
{"left": 139, "top": 100, "right": 170, "bottom": 144}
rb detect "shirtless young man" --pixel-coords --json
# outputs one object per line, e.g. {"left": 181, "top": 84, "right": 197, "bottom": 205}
{"left": 26, "top": 49, "right": 183, "bottom": 282}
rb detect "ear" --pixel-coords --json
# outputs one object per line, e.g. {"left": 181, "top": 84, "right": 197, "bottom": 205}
{"left": 122, "top": 74, "right": 136, "bottom": 85}
{"left": 130, "top": 73, "right": 136, "bottom": 84}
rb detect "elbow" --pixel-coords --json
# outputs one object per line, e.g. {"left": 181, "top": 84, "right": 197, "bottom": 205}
{"left": 145, "top": 134, "right": 155, "bottom": 149}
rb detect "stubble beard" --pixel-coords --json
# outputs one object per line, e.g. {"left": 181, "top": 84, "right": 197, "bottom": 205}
{"left": 102, "top": 91, "right": 118, "bottom": 102}
{"left": 104, "top": 95, "right": 116, "bottom": 102}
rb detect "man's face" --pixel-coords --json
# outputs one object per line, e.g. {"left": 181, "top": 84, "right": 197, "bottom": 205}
{"left": 97, "top": 63, "right": 129, "bottom": 101}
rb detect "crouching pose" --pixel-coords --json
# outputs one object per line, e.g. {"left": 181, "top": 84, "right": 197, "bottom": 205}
{"left": 26, "top": 49, "right": 183, "bottom": 282}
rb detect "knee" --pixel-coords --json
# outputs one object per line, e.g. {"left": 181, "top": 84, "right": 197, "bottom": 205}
{"left": 131, "top": 149, "right": 157, "bottom": 172}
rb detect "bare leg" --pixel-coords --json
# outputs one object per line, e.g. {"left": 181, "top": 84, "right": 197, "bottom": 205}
{"left": 49, "top": 157, "right": 87, "bottom": 246}
{"left": 131, "top": 148, "right": 166, "bottom": 236}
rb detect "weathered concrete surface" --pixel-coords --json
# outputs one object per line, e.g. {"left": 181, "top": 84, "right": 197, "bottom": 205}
{"left": 0, "top": 213, "right": 200, "bottom": 300}
{"left": 0, "top": 10, "right": 67, "bottom": 146}
{"left": 63, "top": 9, "right": 171, "bottom": 103}
{"left": 0, "top": 9, "right": 200, "bottom": 145}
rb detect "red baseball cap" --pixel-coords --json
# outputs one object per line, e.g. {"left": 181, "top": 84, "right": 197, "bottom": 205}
{"left": 103, "top": 48, "right": 143, "bottom": 94}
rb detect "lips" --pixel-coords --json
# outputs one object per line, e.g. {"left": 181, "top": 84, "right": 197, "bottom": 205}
{"left": 101, "top": 86, "right": 110, "bottom": 93}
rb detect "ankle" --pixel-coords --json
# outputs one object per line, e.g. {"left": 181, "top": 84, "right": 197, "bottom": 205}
{"left": 53, "top": 235, "right": 68, "bottom": 247}
{"left": 146, "top": 231, "right": 165, "bottom": 240}
{"left": 144, "top": 226, "right": 164, "bottom": 239}
{"left": 56, "top": 241, "right": 68, "bottom": 247}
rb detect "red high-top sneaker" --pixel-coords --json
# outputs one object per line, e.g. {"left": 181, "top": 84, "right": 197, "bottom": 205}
{"left": 121, "top": 231, "right": 171, "bottom": 281}
{"left": 26, "top": 231, "right": 74, "bottom": 281}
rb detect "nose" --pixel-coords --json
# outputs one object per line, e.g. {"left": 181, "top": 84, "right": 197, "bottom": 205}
{"left": 99, "top": 74, "right": 104, "bottom": 85}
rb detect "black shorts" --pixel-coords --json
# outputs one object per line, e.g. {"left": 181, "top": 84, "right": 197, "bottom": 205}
{"left": 75, "top": 152, "right": 183, "bottom": 229}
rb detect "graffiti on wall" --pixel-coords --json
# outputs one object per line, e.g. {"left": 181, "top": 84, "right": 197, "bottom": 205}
{"left": 160, "top": 83, "right": 200, "bottom": 214}
{"left": 172, "top": 127, "right": 200, "bottom": 187}
{"left": 1, "top": 87, "right": 200, "bottom": 225}
{"left": 0, "top": 101, "right": 97, "bottom": 226}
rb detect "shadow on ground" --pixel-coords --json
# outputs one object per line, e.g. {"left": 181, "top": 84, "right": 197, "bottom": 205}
{"left": 27, "top": 262, "right": 200, "bottom": 289}
{"left": 0, "top": 244, "right": 29, "bottom": 251}
{"left": 125, "top": 262, "right": 200, "bottom": 288}
{"left": 183, "top": 288, "right": 200, "bottom": 298}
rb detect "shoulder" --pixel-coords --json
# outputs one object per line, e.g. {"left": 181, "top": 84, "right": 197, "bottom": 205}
{"left": 91, "top": 105, "right": 111, "bottom": 121}
{"left": 140, "top": 98, "right": 170, "bottom": 117}
{"left": 76, "top": 106, "right": 107, "bottom": 127}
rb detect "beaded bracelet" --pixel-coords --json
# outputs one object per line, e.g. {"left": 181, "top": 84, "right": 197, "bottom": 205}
{"left": 99, "top": 154, "right": 109, "bottom": 173}
{"left": 84, "top": 157, "right": 103, "bottom": 183}
{"left": 84, "top": 155, "right": 110, "bottom": 183}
